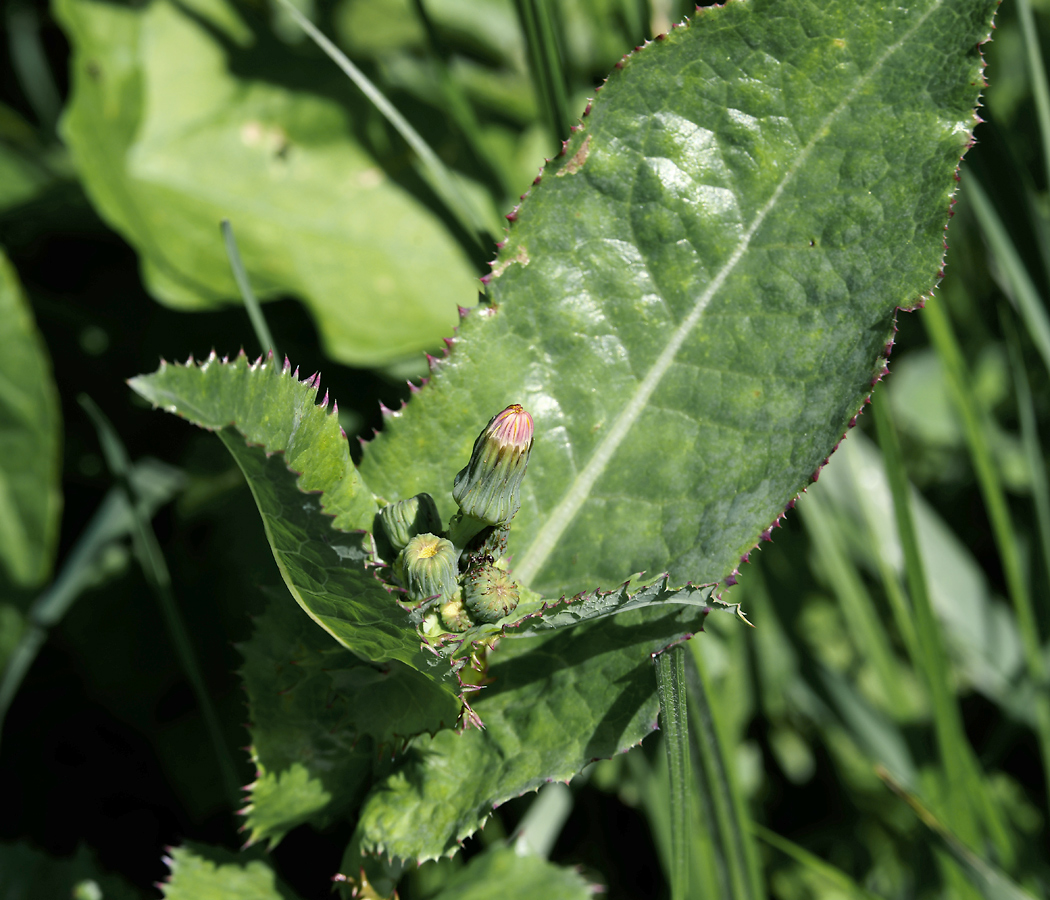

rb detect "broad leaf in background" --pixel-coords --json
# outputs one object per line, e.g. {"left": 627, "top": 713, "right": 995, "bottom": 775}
{"left": 161, "top": 844, "right": 301, "bottom": 900}
{"left": 0, "top": 248, "right": 61, "bottom": 589}
{"left": 54, "top": 0, "right": 478, "bottom": 365}
{"left": 426, "top": 846, "right": 595, "bottom": 900}
{"left": 239, "top": 594, "right": 459, "bottom": 847}
{"left": 361, "top": 0, "right": 997, "bottom": 596}
{"left": 349, "top": 601, "right": 709, "bottom": 862}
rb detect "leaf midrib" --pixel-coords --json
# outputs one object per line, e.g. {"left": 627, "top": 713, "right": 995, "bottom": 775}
{"left": 513, "top": 1, "right": 945, "bottom": 588}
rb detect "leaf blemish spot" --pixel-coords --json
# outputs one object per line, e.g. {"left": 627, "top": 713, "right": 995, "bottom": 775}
{"left": 557, "top": 134, "right": 592, "bottom": 177}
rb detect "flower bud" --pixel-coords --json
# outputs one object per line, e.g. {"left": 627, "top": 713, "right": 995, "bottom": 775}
{"left": 378, "top": 493, "right": 442, "bottom": 554}
{"left": 440, "top": 591, "right": 474, "bottom": 633}
{"left": 452, "top": 404, "right": 533, "bottom": 527}
{"left": 463, "top": 564, "right": 520, "bottom": 624}
{"left": 394, "top": 533, "right": 458, "bottom": 607}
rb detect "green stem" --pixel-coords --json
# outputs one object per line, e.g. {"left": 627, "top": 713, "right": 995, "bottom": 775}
{"left": 1018, "top": 0, "right": 1050, "bottom": 195}
{"left": 872, "top": 391, "right": 1011, "bottom": 868}
{"left": 1002, "top": 306, "right": 1050, "bottom": 609}
{"left": 272, "top": 0, "right": 488, "bottom": 247}
{"left": 79, "top": 396, "right": 241, "bottom": 804}
{"left": 924, "top": 293, "right": 1050, "bottom": 825}
{"left": 655, "top": 645, "right": 690, "bottom": 900}
{"left": 512, "top": 0, "right": 572, "bottom": 143}
{"left": 686, "top": 641, "right": 762, "bottom": 900}
{"left": 221, "top": 219, "right": 278, "bottom": 358}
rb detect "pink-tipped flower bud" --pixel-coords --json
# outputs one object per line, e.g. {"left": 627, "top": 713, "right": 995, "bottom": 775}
{"left": 452, "top": 404, "right": 534, "bottom": 527}
{"left": 394, "top": 533, "right": 458, "bottom": 607}
{"left": 463, "top": 564, "right": 520, "bottom": 624}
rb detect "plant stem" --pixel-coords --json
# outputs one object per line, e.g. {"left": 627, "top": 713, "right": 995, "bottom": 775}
{"left": 221, "top": 219, "right": 278, "bottom": 358}
{"left": 79, "top": 395, "right": 242, "bottom": 804}
{"left": 512, "top": 0, "right": 572, "bottom": 143}
{"left": 272, "top": 0, "right": 489, "bottom": 247}
{"left": 655, "top": 644, "right": 690, "bottom": 900}
{"left": 872, "top": 390, "right": 1012, "bottom": 867}
{"left": 924, "top": 293, "right": 1050, "bottom": 823}
{"left": 1018, "top": 0, "right": 1050, "bottom": 195}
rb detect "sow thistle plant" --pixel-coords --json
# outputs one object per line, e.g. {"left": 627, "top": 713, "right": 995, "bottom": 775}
{"left": 48, "top": 0, "right": 1003, "bottom": 894}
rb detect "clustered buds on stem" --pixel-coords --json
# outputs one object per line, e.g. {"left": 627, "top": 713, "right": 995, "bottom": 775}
{"left": 378, "top": 404, "right": 534, "bottom": 635}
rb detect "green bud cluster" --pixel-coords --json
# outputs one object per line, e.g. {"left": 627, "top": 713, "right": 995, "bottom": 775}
{"left": 380, "top": 405, "right": 533, "bottom": 634}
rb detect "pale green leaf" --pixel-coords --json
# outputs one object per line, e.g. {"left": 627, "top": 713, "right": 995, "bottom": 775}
{"left": 0, "top": 248, "right": 61, "bottom": 588}
{"left": 54, "top": 0, "right": 479, "bottom": 366}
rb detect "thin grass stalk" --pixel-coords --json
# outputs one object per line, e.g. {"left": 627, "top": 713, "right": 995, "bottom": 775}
{"left": 686, "top": 641, "right": 764, "bottom": 900}
{"left": 751, "top": 824, "right": 882, "bottom": 900}
{"left": 272, "top": 0, "right": 488, "bottom": 247}
{"left": 923, "top": 294, "right": 1050, "bottom": 822}
{"left": 5, "top": 0, "right": 61, "bottom": 133}
{"left": 512, "top": 0, "right": 572, "bottom": 142}
{"left": 877, "top": 767, "right": 1039, "bottom": 900}
{"left": 410, "top": 0, "right": 513, "bottom": 197}
{"left": 967, "top": 176, "right": 1050, "bottom": 380}
{"left": 221, "top": 220, "right": 278, "bottom": 358}
{"left": 871, "top": 394, "right": 1010, "bottom": 864}
{"left": 79, "top": 396, "right": 242, "bottom": 804}
{"left": 799, "top": 494, "right": 911, "bottom": 714}
{"left": 1018, "top": 0, "right": 1050, "bottom": 196}
{"left": 1002, "top": 307, "right": 1050, "bottom": 609}
{"left": 655, "top": 645, "right": 691, "bottom": 900}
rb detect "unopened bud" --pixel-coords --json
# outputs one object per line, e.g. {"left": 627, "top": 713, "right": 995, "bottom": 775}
{"left": 395, "top": 533, "right": 458, "bottom": 606}
{"left": 378, "top": 493, "right": 442, "bottom": 553}
{"left": 463, "top": 564, "right": 520, "bottom": 624}
{"left": 452, "top": 404, "right": 533, "bottom": 527}
{"left": 440, "top": 591, "right": 474, "bottom": 633}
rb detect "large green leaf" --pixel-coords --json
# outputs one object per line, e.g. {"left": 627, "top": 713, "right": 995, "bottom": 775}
{"left": 161, "top": 844, "right": 301, "bottom": 900}
{"left": 350, "top": 600, "right": 708, "bottom": 862}
{"left": 360, "top": 0, "right": 997, "bottom": 596}
{"left": 0, "top": 248, "right": 61, "bottom": 589}
{"left": 54, "top": 0, "right": 478, "bottom": 366}
{"left": 239, "top": 593, "right": 460, "bottom": 847}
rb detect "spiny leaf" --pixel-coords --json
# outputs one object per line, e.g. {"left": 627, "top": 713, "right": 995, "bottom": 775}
{"left": 54, "top": 0, "right": 478, "bottom": 366}
{"left": 130, "top": 355, "right": 740, "bottom": 704}
{"left": 239, "top": 594, "right": 460, "bottom": 847}
{"left": 351, "top": 600, "right": 711, "bottom": 863}
{"left": 0, "top": 248, "right": 62, "bottom": 589}
{"left": 360, "top": 0, "right": 997, "bottom": 598}
{"left": 161, "top": 844, "right": 302, "bottom": 900}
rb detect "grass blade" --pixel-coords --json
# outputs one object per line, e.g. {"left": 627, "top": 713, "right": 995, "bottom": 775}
{"left": 923, "top": 293, "right": 1050, "bottom": 820}
{"left": 1002, "top": 306, "right": 1050, "bottom": 613}
{"left": 271, "top": 0, "right": 489, "bottom": 247}
{"left": 871, "top": 392, "right": 1012, "bottom": 867}
{"left": 512, "top": 0, "right": 572, "bottom": 142}
{"left": 513, "top": 783, "right": 573, "bottom": 859}
{"left": 220, "top": 219, "right": 278, "bottom": 357}
{"left": 686, "top": 641, "right": 763, "bottom": 900}
{"left": 79, "top": 395, "right": 241, "bottom": 804}
{"left": 877, "top": 767, "right": 1039, "bottom": 900}
{"left": 0, "top": 461, "right": 184, "bottom": 750}
{"left": 751, "top": 824, "right": 883, "bottom": 900}
{"left": 5, "top": 0, "right": 61, "bottom": 133}
{"left": 967, "top": 175, "right": 1050, "bottom": 380}
{"left": 1017, "top": 0, "right": 1050, "bottom": 195}
{"left": 799, "top": 492, "right": 911, "bottom": 714}
{"left": 655, "top": 645, "right": 691, "bottom": 900}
